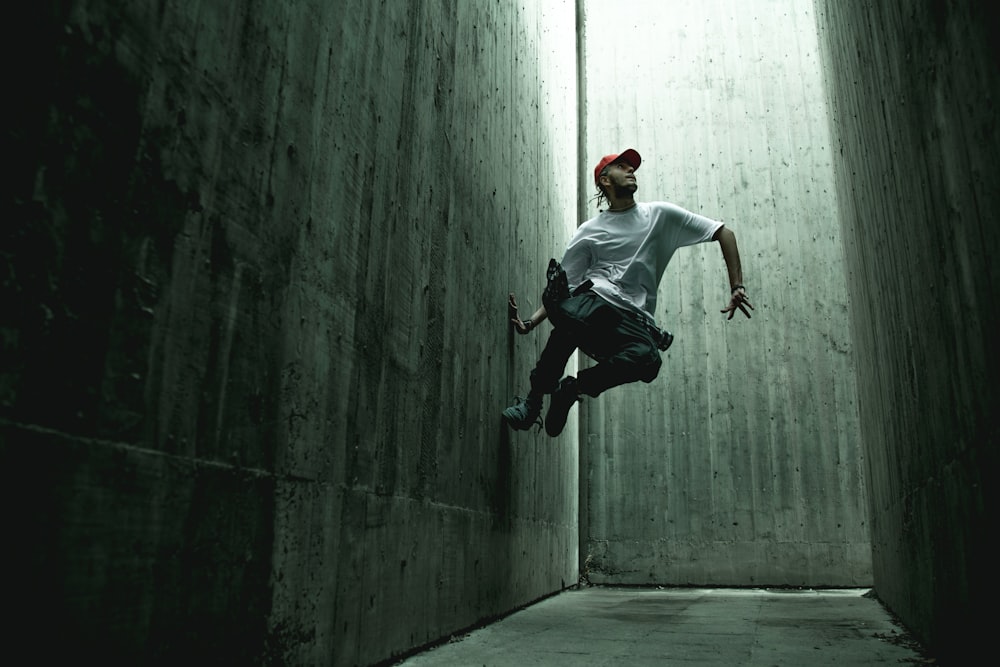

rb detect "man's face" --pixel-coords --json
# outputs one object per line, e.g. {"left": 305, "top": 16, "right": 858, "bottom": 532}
{"left": 603, "top": 160, "right": 638, "bottom": 195}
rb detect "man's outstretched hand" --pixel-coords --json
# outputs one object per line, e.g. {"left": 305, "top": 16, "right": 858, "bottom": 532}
{"left": 722, "top": 286, "right": 754, "bottom": 320}
{"left": 509, "top": 293, "right": 531, "bottom": 334}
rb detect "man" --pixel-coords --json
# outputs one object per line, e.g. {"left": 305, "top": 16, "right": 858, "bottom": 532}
{"left": 503, "top": 148, "right": 752, "bottom": 437}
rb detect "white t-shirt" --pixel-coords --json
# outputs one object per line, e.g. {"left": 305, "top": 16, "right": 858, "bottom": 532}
{"left": 560, "top": 201, "right": 723, "bottom": 324}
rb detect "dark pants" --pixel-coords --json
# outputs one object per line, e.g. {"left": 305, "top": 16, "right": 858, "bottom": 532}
{"left": 529, "top": 292, "right": 663, "bottom": 398}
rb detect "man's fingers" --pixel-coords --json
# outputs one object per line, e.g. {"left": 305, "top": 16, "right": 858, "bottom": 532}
{"left": 508, "top": 294, "right": 519, "bottom": 323}
{"left": 510, "top": 317, "right": 530, "bottom": 334}
{"left": 721, "top": 298, "right": 753, "bottom": 319}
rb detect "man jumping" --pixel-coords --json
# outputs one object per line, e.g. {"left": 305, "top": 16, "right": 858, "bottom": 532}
{"left": 503, "top": 148, "right": 752, "bottom": 436}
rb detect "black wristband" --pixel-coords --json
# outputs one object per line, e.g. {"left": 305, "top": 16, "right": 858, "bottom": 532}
{"left": 731, "top": 284, "right": 745, "bottom": 292}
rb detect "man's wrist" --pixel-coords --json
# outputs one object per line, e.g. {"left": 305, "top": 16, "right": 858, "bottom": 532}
{"left": 731, "top": 284, "right": 745, "bottom": 292}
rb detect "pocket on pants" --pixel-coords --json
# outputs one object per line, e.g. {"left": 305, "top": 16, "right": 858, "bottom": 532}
{"left": 551, "top": 293, "right": 607, "bottom": 329}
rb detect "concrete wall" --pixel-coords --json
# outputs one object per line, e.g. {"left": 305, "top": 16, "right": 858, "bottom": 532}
{"left": 814, "top": 1, "right": 998, "bottom": 662}
{"left": 578, "top": 0, "right": 870, "bottom": 586}
{"left": 3, "top": 1, "right": 579, "bottom": 665}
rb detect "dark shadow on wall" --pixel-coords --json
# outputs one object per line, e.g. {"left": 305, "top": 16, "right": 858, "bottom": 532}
{"left": 494, "top": 419, "right": 513, "bottom": 527}
{"left": 497, "top": 296, "right": 518, "bottom": 527}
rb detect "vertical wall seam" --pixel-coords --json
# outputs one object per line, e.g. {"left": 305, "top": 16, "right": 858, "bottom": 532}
{"left": 575, "top": 0, "right": 589, "bottom": 584}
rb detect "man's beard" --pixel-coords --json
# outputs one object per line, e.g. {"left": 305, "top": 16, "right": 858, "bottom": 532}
{"left": 613, "top": 182, "right": 637, "bottom": 198}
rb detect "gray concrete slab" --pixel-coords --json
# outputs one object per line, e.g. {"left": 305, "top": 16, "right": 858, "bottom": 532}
{"left": 395, "top": 586, "right": 930, "bottom": 666}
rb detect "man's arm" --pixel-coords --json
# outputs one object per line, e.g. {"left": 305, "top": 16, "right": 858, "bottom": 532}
{"left": 508, "top": 294, "right": 548, "bottom": 334}
{"left": 713, "top": 226, "right": 753, "bottom": 319}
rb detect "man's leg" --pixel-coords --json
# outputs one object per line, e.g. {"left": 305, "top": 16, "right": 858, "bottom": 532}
{"left": 529, "top": 325, "right": 579, "bottom": 394}
{"left": 577, "top": 312, "right": 662, "bottom": 397}
{"left": 502, "top": 325, "right": 578, "bottom": 430}
{"left": 545, "top": 307, "right": 662, "bottom": 435}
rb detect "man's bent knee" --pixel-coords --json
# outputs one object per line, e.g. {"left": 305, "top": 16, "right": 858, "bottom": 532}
{"left": 617, "top": 342, "right": 662, "bottom": 381}
{"left": 637, "top": 354, "right": 662, "bottom": 383}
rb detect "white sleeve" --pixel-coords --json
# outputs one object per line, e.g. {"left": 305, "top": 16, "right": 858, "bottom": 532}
{"left": 560, "top": 232, "right": 593, "bottom": 291}
{"left": 658, "top": 202, "right": 723, "bottom": 247}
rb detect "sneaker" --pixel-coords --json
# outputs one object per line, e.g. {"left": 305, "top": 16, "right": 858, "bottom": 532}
{"left": 502, "top": 394, "right": 543, "bottom": 431}
{"left": 545, "top": 376, "right": 580, "bottom": 437}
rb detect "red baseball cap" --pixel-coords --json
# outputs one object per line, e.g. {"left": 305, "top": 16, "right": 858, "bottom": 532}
{"left": 593, "top": 148, "right": 642, "bottom": 186}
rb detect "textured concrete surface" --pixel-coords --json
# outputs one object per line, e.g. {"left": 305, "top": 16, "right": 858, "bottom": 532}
{"left": 577, "top": 0, "right": 868, "bottom": 587}
{"left": 396, "top": 586, "right": 930, "bottom": 666}
{"left": 4, "top": 0, "right": 994, "bottom": 665}
{"left": 4, "top": 1, "right": 578, "bottom": 665}
{"left": 815, "top": 1, "right": 999, "bottom": 663}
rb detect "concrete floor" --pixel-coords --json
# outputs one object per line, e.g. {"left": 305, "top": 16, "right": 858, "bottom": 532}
{"left": 395, "top": 586, "right": 931, "bottom": 666}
